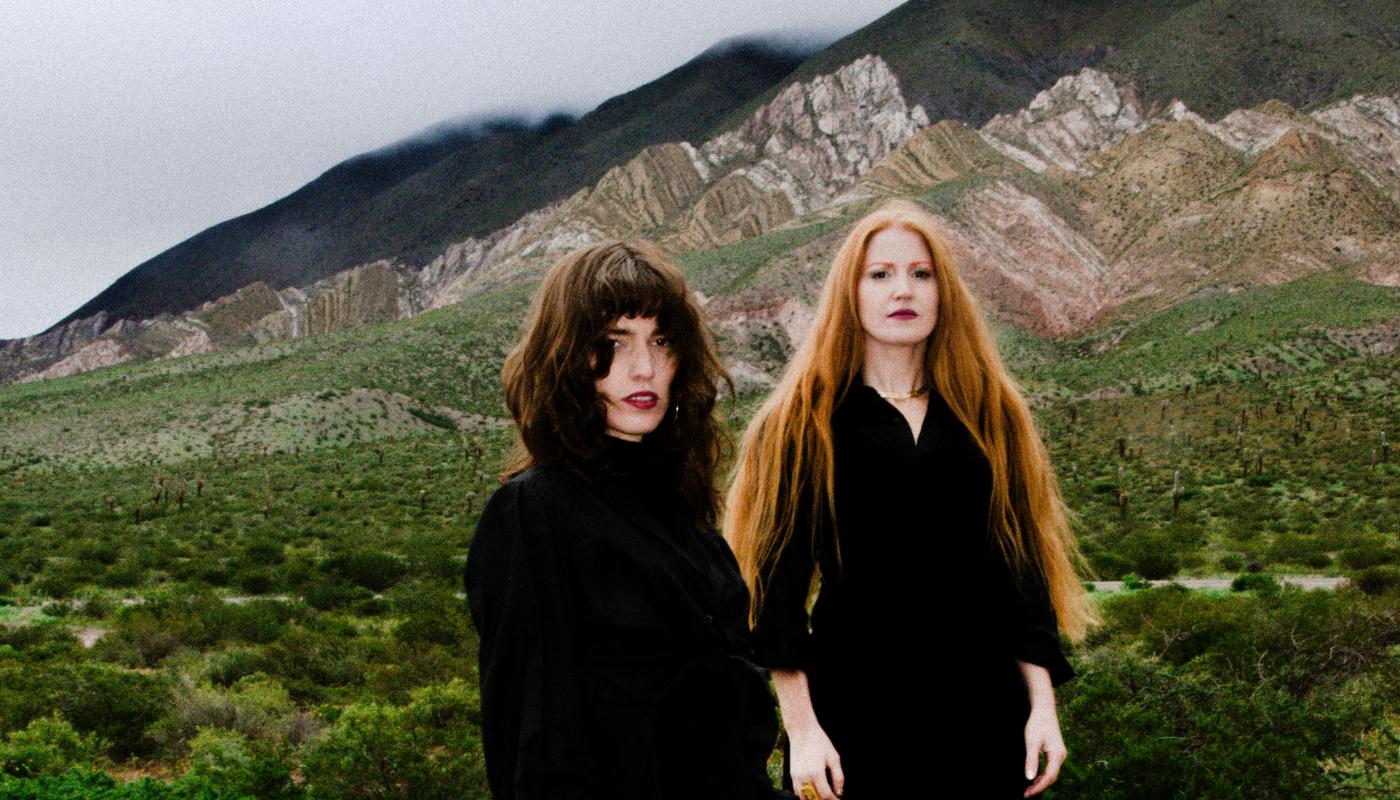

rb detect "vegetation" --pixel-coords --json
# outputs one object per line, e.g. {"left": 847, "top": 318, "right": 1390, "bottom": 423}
{"left": 0, "top": 220, "right": 1395, "bottom": 797}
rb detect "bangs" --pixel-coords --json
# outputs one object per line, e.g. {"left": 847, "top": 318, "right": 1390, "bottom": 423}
{"left": 590, "top": 250, "right": 687, "bottom": 333}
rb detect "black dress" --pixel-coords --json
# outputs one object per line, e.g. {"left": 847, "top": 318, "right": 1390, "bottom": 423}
{"left": 752, "top": 378, "right": 1076, "bottom": 798}
{"left": 465, "top": 435, "right": 790, "bottom": 800}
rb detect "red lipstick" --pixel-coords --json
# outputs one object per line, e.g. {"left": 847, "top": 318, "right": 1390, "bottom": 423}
{"left": 889, "top": 309, "right": 918, "bottom": 320}
{"left": 624, "top": 392, "right": 658, "bottom": 409}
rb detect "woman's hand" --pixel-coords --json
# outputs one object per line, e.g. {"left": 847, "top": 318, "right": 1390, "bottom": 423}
{"left": 1018, "top": 661, "right": 1065, "bottom": 797}
{"left": 769, "top": 668, "right": 842, "bottom": 798}
{"left": 787, "top": 722, "right": 844, "bottom": 800}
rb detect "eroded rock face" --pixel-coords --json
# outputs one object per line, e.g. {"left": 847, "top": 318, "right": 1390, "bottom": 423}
{"left": 979, "top": 68, "right": 1147, "bottom": 174}
{"left": 21, "top": 337, "right": 132, "bottom": 383}
{"left": 1311, "top": 94, "right": 1400, "bottom": 202}
{"left": 936, "top": 180, "right": 1109, "bottom": 337}
{"left": 0, "top": 312, "right": 112, "bottom": 384}
{"left": 676, "top": 55, "right": 929, "bottom": 247}
{"left": 304, "top": 262, "right": 401, "bottom": 336}
{"left": 8, "top": 60, "right": 1399, "bottom": 388}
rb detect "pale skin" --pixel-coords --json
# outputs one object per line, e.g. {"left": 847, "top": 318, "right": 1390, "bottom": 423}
{"left": 774, "top": 226, "right": 1065, "bottom": 799}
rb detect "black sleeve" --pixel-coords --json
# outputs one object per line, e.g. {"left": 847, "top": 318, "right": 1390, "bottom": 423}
{"left": 749, "top": 502, "right": 818, "bottom": 672}
{"left": 1008, "top": 563, "right": 1076, "bottom": 688}
{"left": 464, "top": 479, "right": 598, "bottom": 799}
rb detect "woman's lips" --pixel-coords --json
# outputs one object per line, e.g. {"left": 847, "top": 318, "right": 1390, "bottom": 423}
{"left": 624, "top": 392, "right": 658, "bottom": 410}
{"left": 889, "top": 309, "right": 918, "bottom": 320}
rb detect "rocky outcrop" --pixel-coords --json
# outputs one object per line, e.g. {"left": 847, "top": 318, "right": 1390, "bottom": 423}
{"left": 855, "top": 120, "right": 1011, "bottom": 196}
{"left": 0, "top": 312, "right": 115, "bottom": 384}
{"left": 8, "top": 61, "right": 1399, "bottom": 389}
{"left": 191, "top": 282, "right": 285, "bottom": 346}
{"left": 304, "top": 261, "right": 401, "bottom": 336}
{"left": 20, "top": 336, "right": 132, "bottom": 383}
{"left": 979, "top": 69, "right": 1147, "bottom": 174}
{"left": 1310, "top": 94, "right": 1400, "bottom": 201}
{"left": 936, "top": 180, "right": 1109, "bottom": 336}
{"left": 674, "top": 55, "right": 928, "bottom": 248}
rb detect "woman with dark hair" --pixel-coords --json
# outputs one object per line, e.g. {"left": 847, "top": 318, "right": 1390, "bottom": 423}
{"left": 725, "top": 200, "right": 1100, "bottom": 798}
{"left": 465, "top": 240, "right": 789, "bottom": 800}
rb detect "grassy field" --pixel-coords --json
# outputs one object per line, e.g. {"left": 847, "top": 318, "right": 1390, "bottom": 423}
{"left": 0, "top": 253, "right": 1396, "bottom": 797}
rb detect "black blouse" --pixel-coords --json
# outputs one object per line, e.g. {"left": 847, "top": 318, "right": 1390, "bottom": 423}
{"left": 465, "top": 436, "right": 787, "bottom": 800}
{"left": 751, "top": 377, "right": 1075, "bottom": 693}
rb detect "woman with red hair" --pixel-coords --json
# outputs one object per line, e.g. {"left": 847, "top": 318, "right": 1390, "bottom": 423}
{"left": 725, "top": 200, "right": 1098, "bottom": 798}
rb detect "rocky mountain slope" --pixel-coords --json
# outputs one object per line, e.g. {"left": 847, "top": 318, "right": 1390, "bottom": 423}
{"left": 5, "top": 53, "right": 1399, "bottom": 386}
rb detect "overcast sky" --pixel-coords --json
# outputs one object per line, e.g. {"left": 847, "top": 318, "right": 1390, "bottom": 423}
{"left": 0, "top": 0, "right": 905, "bottom": 340}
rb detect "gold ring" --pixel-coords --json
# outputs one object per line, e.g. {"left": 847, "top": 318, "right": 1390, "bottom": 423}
{"left": 799, "top": 782, "right": 821, "bottom": 800}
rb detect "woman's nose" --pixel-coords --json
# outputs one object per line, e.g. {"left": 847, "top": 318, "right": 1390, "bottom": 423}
{"left": 893, "top": 272, "right": 913, "bottom": 298}
{"left": 629, "top": 346, "right": 655, "bottom": 379}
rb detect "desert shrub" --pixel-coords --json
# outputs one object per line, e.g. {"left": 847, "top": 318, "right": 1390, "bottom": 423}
{"left": 1352, "top": 566, "right": 1400, "bottom": 596}
{"left": 301, "top": 582, "right": 371, "bottom": 612}
{"left": 319, "top": 551, "right": 404, "bottom": 592}
{"left": 232, "top": 569, "right": 276, "bottom": 596}
{"left": 391, "top": 583, "right": 471, "bottom": 647}
{"left": 150, "top": 674, "right": 319, "bottom": 760}
{"left": 0, "top": 768, "right": 252, "bottom": 798}
{"left": 207, "top": 648, "right": 275, "bottom": 688}
{"left": 1319, "top": 710, "right": 1400, "bottom": 797}
{"left": 181, "top": 727, "right": 298, "bottom": 800}
{"left": 1059, "top": 649, "right": 1368, "bottom": 800}
{"left": 0, "top": 663, "right": 171, "bottom": 759}
{"left": 299, "top": 680, "right": 485, "bottom": 800}
{"left": 1340, "top": 543, "right": 1399, "bottom": 570}
{"left": 0, "top": 713, "right": 105, "bottom": 778}
{"left": 241, "top": 540, "right": 285, "bottom": 568}
{"left": 262, "top": 628, "right": 362, "bottom": 703}
{"left": 1232, "top": 572, "right": 1281, "bottom": 596}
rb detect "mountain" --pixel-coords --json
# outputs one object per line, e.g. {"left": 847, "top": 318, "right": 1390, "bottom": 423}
{"left": 5, "top": 1, "right": 1400, "bottom": 387}
{"left": 711, "top": 0, "right": 1400, "bottom": 131}
{"left": 43, "top": 39, "right": 811, "bottom": 334}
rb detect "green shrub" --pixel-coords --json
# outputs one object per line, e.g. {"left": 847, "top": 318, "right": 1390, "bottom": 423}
{"left": 181, "top": 728, "right": 297, "bottom": 800}
{"left": 1340, "top": 544, "right": 1398, "bottom": 570}
{"left": 320, "top": 551, "right": 405, "bottom": 592}
{"left": 1352, "top": 566, "right": 1400, "bottom": 596}
{"left": 150, "top": 674, "right": 318, "bottom": 759}
{"left": 0, "top": 663, "right": 170, "bottom": 760}
{"left": 301, "top": 582, "right": 370, "bottom": 612}
{"left": 207, "top": 648, "right": 275, "bottom": 688}
{"left": 1218, "top": 554, "right": 1245, "bottom": 572}
{"left": 0, "top": 713, "right": 105, "bottom": 778}
{"left": 1232, "top": 572, "right": 1281, "bottom": 596}
{"left": 299, "top": 680, "right": 485, "bottom": 800}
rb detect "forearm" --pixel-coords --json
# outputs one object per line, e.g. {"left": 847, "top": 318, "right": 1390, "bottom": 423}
{"left": 1017, "top": 659, "right": 1056, "bottom": 712}
{"left": 770, "top": 667, "right": 822, "bottom": 734}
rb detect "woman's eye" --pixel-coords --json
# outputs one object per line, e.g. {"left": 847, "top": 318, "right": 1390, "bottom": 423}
{"left": 915, "top": 269, "right": 933, "bottom": 279}
{"left": 652, "top": 337, "right": 670, "bottom": 347}
{"left": 869, "top": 270, "right": 888, "bottom": 280}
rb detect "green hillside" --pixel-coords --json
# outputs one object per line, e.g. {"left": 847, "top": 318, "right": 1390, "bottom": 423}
{"left": 712, "top": 0, "right": 1400, "bottom": 136}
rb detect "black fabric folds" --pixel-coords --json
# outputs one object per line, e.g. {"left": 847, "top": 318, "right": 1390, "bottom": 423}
{"left": 466, "top": 435, "right": 792, "bottom": 800}
{"left": 749, "top": 378, "right": 1077, "bottom": 796}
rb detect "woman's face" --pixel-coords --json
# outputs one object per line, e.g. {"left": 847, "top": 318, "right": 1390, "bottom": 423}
{"left": 856, "top": 226, "right": 939, "bottom": 349}
{"left": 594, "top": 315, "right": 677, "bottom": 442}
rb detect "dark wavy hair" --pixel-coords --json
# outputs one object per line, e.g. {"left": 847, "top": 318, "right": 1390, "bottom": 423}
{"left": 500, "top": 240, "right": 733, "bottom": 527}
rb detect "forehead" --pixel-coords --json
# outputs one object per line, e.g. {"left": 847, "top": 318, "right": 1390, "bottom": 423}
{"left": 606, "top": 314, "right": 662, "bottom": 334}
{"left": 863, "top": 226, "right": 933, "bottom": 265}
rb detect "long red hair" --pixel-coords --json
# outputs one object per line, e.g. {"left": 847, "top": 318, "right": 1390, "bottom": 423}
{"left": 724, "top": 199, "right": 1098, "bottom": 640}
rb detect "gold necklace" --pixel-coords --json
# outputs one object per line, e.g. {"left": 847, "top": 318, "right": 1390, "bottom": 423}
{"left": 873, "top": 384, "right": 928, "bottom": 401}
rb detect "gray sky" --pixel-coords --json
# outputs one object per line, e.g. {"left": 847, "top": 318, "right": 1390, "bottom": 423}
{"left": 0, "top": 0, "right": 905, "bottom": 340}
